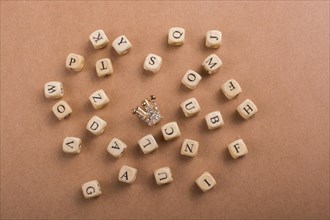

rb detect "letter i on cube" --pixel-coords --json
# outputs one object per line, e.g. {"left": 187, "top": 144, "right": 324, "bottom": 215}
{"left": 195, "top": 171, "right": 216, "bottom": 192}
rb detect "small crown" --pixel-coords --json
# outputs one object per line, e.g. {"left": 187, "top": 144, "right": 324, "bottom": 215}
{"left": 132, "top": 95, "right": 162, "bottom": 126}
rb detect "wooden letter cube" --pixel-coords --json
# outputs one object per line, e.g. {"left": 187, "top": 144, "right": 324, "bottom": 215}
{"left": 202, "top": 54, "right": 222, "bottom": 74}
{"left": 143, "top": 53, "right": 162, "bottom": 73}
{"left": 195, "top": 171, "right": 216, "bottom": 192}
{"left": 206, "top": 30, "right": 222, "bottom": 48}
{"left": 44, "top": 81, "right": 63, "bottom": 99}
{"left": 221, "top": 79, "right": 242, "bottom": 100}
{"left": 168, "top": 27, "right": 185, "bottom": 45}
{"left": 228, "top": 138, "right": 248, "bottom": 159}
{"left": 89, "top": 89, "right": 109, "bottom": 109}
{"left": 65, "top": 53, "right": 84, "bottom": 72}
{"left": 89, "top": 29, "right": 109, "bottom": 49}
{"left": 62, "top": 137, "right": 81, "bottom": 154}
{"left": 181, "top": 69, "right": 202, "bottom": 89}
{"left": 107, "top": 138, "right": 127, "bottom": 158}
{"left": 205, "top": 111, "right": 224, "bottom": 130}
{"left": 138, "top": 134, "right": 158, "bottom": 154}
{"left": 237, "top": 99, "right": 258, "bottom": 119}
{"left": 96, "top": 58, "right": 113, "bottom": 77}
{"left": 112, "top": 35, "right": 132, "bottom": 55}
{"left": 154, "top": 167, "right": 173, "bottom": 185}
{"left": 86, "top": 115, "right": 107, "bottom": 135}
{"left": 181, "top": 139, "right": 199, "bottom": 157}
{"left": 52, "top": 100, "right": 72, "bottom": 120}
{"left": 161, "top": 121, "right": 181, "bottom": 141}
{"left": 118, "top": 165, "right": 137, "bottom": 184}
{"left": 81, "top": 180, "right": 101, "bottom": 199}
{"left": 181, "top": 97, "right": 201, "bottom": 117}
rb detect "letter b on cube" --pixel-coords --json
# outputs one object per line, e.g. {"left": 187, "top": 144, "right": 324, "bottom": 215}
{"left": 205, "top": 111, "right": 224, "bottom": 130}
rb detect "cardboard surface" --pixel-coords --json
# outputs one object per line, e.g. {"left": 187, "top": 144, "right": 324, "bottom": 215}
{"left": 1, "top": 1, "right": 329, "bottom": 219}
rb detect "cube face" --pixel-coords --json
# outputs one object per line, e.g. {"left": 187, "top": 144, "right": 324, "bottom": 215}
{"left": 118, "top": 165, "right": 137, "bottom": 184}
{"left": 89, "top": 29, "right": 109, "bottom": 49}
{"left": 181, "top": 98, "right": 201, "bottom": 117}
{"left": 228, "top": 139, "right": 248, "bottom": 159}
{"left": 96, "top": 58, "right": 113, "bottom": 77}
{"left": 154, "top": 167, "right": 173, "bottom": 185}
{"left": 65, "top": 53, "right": 84, "bottom": 72}
{"left": 81, "top": 180, "right": 102, "bottom": 199}
{"left": 181, "top": 139, "right": 199, "bottom": 157}
{"left": 205, "top": 111, "right": 224, "bottom": 130}
{"left": 161, "top": 121, "right": 181, "bottom": 141}
{"left": 112, "top": 35, "right": 132, "bottom": 55}
{"left": 221, "top": 79, "right": 242, "bottom": 100}
{"left": 107, "top": 138, "right": 127, "bottom": 158}
{"left": 52, "top": 100, "right": 72, "bottom": 120}
{"left": 89, "top": 89, "right": 109, "bottom": 109}
{"left": 62, "top": 137, "right": 81, "bottom": 154}
{"left": 181, "top": 70, "right": 202, "bottom": 89}
{"left": 237, "top": 99, "right": 258, "bottom": 119}
{"left": 168, "top": 27, "right": 185, "bottom": 45}
{"left": 195, "top": 171, "right": 216, "bottom": 192}
{"left": 86, "top": 115, "right": 107, "bottom": 135}
{"left": 44, "top": 81, "right": 63, "bottom": 99}
{"left": 138, "top": 134, "right": 158, "bottom": 154}
{"left": 202, "top": 54, "right": 222, "bottom": 74}
{"left": 143, "top": 53, "right": 162, "bottom": 73}
{"left": 206, "top": 30, "right": 222, "bottom": 48}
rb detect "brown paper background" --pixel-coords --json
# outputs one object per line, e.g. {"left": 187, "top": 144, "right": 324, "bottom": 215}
{"left": 1, "top": 1, "right": 329, "bottom": 219}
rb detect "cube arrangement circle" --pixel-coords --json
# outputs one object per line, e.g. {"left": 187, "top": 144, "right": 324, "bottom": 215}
{"left": 43, "top": 27, "right": 259, "bottom": 198}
